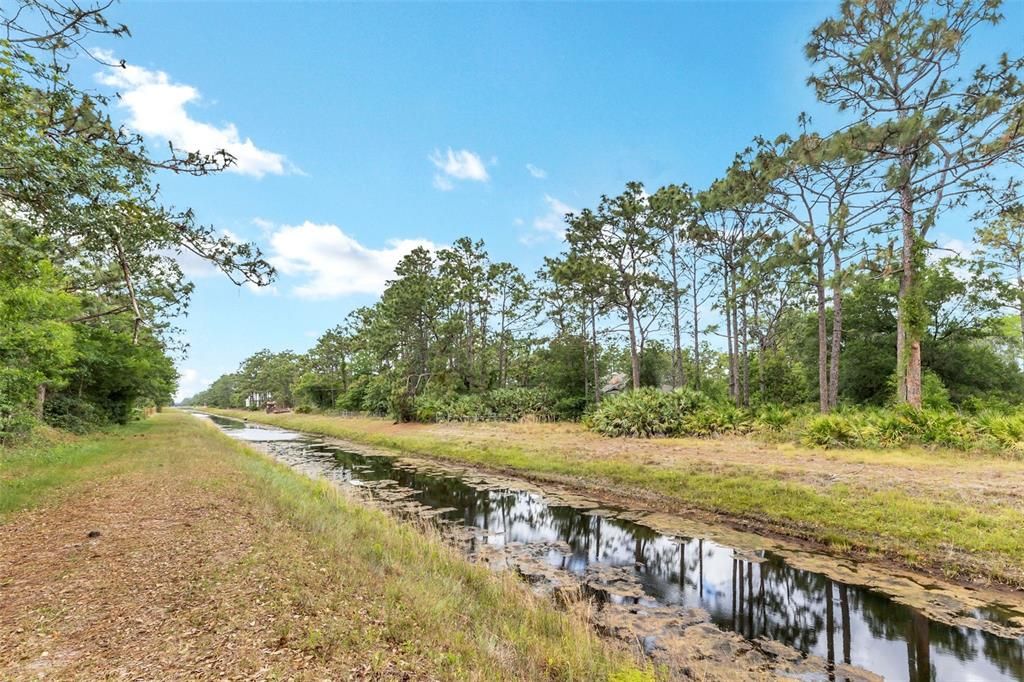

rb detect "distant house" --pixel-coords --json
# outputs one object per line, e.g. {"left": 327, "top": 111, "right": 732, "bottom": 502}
{"left": 244, "top": 391, "right": 273, "bottom": 409}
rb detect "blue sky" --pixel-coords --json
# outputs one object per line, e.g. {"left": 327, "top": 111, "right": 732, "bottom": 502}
{"left": 80, "top": 1, "right": 1024, "bottom": 400}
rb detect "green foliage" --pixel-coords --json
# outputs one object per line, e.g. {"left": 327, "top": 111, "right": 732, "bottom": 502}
{"left": 412, "top": 388, "right": 557, "bottom": 423}
{"left": 360, "top": 375, "right": 393, "bottom": 416}
{"left": 336, "top": 376, "right": 369, "bottom": 412}
{"left": 589, "top": 388, "right": 1024, "bottom": 453}
{"left": 798, "top": 405, "right": 1023, "bottom": 452}
{"left": 754, "top": 404, "right": 800, "bottom": 432}
{"left": 0, "top": 7, "right": 278, "bottom": 440}
{"left": 801, "top": 413, "right": 864, "bottom": 448}
{"left": 586, "top": 388, "right": 713, "bottom": 437}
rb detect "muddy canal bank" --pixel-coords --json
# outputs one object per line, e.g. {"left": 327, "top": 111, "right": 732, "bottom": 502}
{"left": 197, "top": 412, "right": 1024, "bottom": 681}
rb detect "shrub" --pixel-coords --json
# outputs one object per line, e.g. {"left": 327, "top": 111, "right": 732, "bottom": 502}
{"left": 587, "top": 388, "right": 716, "bottom": 438}
{"left": 801, "top": 413, "right": 864, "bottom": 448}
{"left": 553, "top": 395, "right": 589, "bottom": 421}
{"left": 336, "top": 377, "right": 368, "bottom": 412}
{"left": 682, "top": 407, "right": 749, "bottom": 437}
{"left": 42, "top": 394, "right": 106, "bottom": 434}
{"left": 754, "top": 405, "right": 797, "bottom": 432}
{"left": 486, "top": 388, "right": 554, "bottom": 421}
{"left": 360, "top": 375, "right": 392, "bottom": 416}
{"left": 886, "top": 370, "right": 953, "bottom": 411}
{"left": 410, "top": 387, "right": 558, "bottom": 423}
{"left": 412, "top": 393, "right": 449, "bottom": 422}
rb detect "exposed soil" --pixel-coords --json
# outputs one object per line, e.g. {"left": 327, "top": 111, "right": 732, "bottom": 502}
{"left": 0, "top": 463, "right": 437, "bottom": 679}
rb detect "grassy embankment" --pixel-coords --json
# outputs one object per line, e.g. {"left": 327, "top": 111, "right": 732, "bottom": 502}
{"left": 206, "top": 408, "right": 1024, "bottom": 589}
{"left": 0, "top": 412, "right": 648, "bottom": 680}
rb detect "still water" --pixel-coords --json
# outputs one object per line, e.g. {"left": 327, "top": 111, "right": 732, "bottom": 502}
{"left": 201, "top": 413, "right": 1024, "bottom": 681}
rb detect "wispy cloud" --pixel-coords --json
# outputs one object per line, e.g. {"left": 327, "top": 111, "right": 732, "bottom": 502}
{"left": 520, "top": 195, "right": 577, "bottom": 245}
{"left": 174, "top": 367, "right": 206, "bottom": 402}
{"left": 526, "top": 163, "right": 547, "bottom": 179}
{"left": 266, "top": 221, "right": 436, "bottom": 299}
{"left": 429, "top": 147, "right": 490, "bottom": 190}
{"left": 94, "top": 50, "right": 294, "bottom": 178}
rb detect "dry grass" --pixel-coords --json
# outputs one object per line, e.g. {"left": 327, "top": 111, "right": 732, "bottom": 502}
{"left": 0, "top": 412, "right": 650, "bottom": 681}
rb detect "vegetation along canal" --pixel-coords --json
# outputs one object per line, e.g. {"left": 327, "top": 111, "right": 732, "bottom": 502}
{"left": 199, "top": 413, "right": 1024, "bottom": 681}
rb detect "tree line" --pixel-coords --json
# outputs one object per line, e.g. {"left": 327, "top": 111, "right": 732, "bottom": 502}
{"left": 0, "top": 1, "right": 273, "bottom": 441}
{"left": 189, "top": 0, "right": 1024, "bottom": 424}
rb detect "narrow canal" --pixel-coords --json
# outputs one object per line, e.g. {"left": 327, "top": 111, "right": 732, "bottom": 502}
{"left": 199, "top": 412, "right": 1024, "bottom": 681}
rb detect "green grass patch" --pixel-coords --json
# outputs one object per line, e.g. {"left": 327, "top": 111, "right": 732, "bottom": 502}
{"left": 2, "top": 411, "right": 650, "bottom": 680}
{"left": 0, "top": 420, "right": 158, "bottom": 516}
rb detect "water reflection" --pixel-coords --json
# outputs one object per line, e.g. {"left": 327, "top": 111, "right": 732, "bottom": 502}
{"left": 203, "top": 413, "right": 1024, "bottom": 681}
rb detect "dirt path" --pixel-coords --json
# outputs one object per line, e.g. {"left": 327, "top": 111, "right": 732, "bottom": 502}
{"left": 1, "top": 468, "right": 369, "bottom": 679}
{"left": 1, "top": 416, "right": 640, "bottom": 681}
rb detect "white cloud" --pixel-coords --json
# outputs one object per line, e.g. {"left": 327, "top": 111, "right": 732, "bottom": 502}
{"left": 175, "top": 367, "right": 206, "bottom": 403}
{"left": 526, "top": 163, "right": 547, "bottom": 179}
{"left": 251, "top": 217, "right": 275, "bottom": 236}
{"left": 94, "top": 50, "right": 292, "bottom": 178}
{"left": 429, "top": 147, "right": 490, "bottom": 190}
{"left": 930, "top": 236, "right": 975, "bottom": 280}
{"left": 266, "top": 221, "right": 436, "bottom": 299}
{"left": 244, "top": 281, "right": 279, "bottom": 296}
{"left": 520, "top": 195, "right": 577, "bottom": 245}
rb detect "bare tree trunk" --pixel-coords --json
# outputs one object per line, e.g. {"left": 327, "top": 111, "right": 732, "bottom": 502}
{"left": 591, "top": 303, "right": 601, "bottom": 403}
{"left": 740, "top": 291, "right": 750, "bottom": 407}
{"left": 582, "top": 311, "right": 589, "bottom": 400}
{"left": 896, "top": 182, "right": 922, "bottom": 408}
{"left": 498, "top": 307, "right": 508, "bottom": 389}
{"left": 35, "top": 383, "right": 46, "bottom": 419}
{"left": 692, "top": 263, "right": 701, "bottom": 389}
{"left": 754, "top": 295, "right": 765, "bottom": 399}
{"left": 670, "top": 235, "right": 684, "bottom": 388}
{"left": 626, "top": 301, "right": 641, "bottom": 391}
{"left": 724, "top": 271, "right": 737, "bottom": 402}
{"left": 828, "top": 248, "right": 843, "bottom": 410}
{"left": 1017, "top": 267, "right": 1024, "bottom": 365}
{"left": 113, "top": 237, "right": 143, "bottom": 345}
{"left": 816, "top": 248, "right": 829, "bottom": 413}
{"left": 730, "top": 272, "right": 743, "bottom": 406}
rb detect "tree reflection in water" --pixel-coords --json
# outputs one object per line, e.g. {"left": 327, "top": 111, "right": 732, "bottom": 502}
{"left": 210, "top": 418, "right": 1024, "bottom": 682}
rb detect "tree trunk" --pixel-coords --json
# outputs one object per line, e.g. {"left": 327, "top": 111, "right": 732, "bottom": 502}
{"left": 35, "top": 383, "right": 46, "bottom": 419}
{"left": 724, "top": 271, "right": 737, "bottom": 402}
{"left": 670, "top": 236, "right": 684, "bottom": 388}
{"left": 896, "top": 183, "right": 922, "bottom": 408}
{"left": 692, "top": 263, "right": 701, "bottom": 389}
{"left": 730, "top": 274, "right": 742, "bottom": 406}
{"left": 499, "top": 308, "right": 508, "bottom": 388}
{"left": 816, "top": 248, "right": 829, "bottom": 413}
{"left": 591, "top": 303, "right": 601, "bottom": 403}
{"left": 828, "top": 248, "right": 843, "bottom": 410}
{"left": 626, "top": 301, "right": 641, "bottom": 391}
{"left": 740, "top": 291, "right": 750, "bottom": 407}
{"left": 1018, "top": 269, "right": 1024, "bottom": 365}
{"left": 582, "top": 310, "right": 590, "bottom": 400}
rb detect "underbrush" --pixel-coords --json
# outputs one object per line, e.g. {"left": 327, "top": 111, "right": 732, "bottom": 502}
{"left": 411, "top": 387, "right": 579, "bottom": 423}
{"left": 587, "top": 389, "right": 1024, "bottom": 452}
